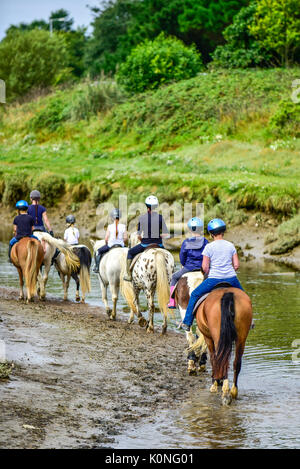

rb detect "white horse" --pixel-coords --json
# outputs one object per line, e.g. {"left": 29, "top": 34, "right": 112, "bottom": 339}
{"left": 120, "top": 233, "right": 175, "bottom": 334}
{"left": 33, "top": 231, "right": 80, "bottom": 300}
{"left": 54, "top": 244, "right": 92, "bottom": 303}
{"left": 173, "top": 271, "right": 208, "bottom": 375}
{"left": 91, "top": 239, "right": 128, "bottom": 320}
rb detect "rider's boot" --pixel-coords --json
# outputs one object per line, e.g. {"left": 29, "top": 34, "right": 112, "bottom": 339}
{"left": 123, "top": 258, "right": 132, "bottom": 282}
{"left": 167, "top": 286, "right": 176, "bottom": 309}
{"left": 8, "top": 244, "right": 12, "bottom": 263}
{"left": 93, "top": 254, "right": 101, "bottom": 273}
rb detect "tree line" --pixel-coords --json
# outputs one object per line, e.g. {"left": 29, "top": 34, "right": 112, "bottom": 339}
{"left": 0, "top": 1, "right": 299, "bottom": 100}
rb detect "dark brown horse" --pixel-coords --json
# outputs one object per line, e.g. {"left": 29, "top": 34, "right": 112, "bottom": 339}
{"left": 191, "top": 287, "right": 252, "bottom": 404}
{"left": 11, "top": 237, "right": 44, "bottom": 303}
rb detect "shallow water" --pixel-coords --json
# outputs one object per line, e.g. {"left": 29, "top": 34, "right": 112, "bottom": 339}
{"left": 1, "top": 240, "right": 300, "bottom": 448}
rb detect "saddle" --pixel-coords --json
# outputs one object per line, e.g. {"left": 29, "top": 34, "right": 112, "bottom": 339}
{"left": 192, "top": 282, "right": 233, "bottom": 315}
{"left": 129, "top": 245, "right": 163, "bottom": 271}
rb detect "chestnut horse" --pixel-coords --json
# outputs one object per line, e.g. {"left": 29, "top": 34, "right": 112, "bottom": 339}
{"left": 11, "top": 237, "right": 44, "bottom": 303}
{"left": 190, "top": 287, "right": 252, "bottom": 404}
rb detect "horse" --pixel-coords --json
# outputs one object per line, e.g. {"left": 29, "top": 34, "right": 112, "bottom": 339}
{"left": 120, "top": 233, "right": 175, "bottom": 334}
{"left": 54, "top": 244, "right": 92, "bottom": 303}
{"left": 10, "top": 237, "right": 44, "bottom": 303}
{"left": 33, "top": 231, "right": 81, "bottom": 300}
{"left": 190, "top": 286, "right": 253, "bottom": 404}
{"left": 91, "top": 239, "right": 128, "bottom": 320}
{"left": 174, "top": 271, "right": 208, "bottom": 375}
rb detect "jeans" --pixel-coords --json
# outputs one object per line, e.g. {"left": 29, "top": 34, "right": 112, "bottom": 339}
{"left": 183, "top": 276, "right": 244, "bottom": 327}
{"left": 9, "top": 235, "right": 39, "bottom": 246}
{"left": 127, "top": 243, "right": 164, "bottom": 260}
{"left": 170, "top": 267, "right": 190, "bottom": 287}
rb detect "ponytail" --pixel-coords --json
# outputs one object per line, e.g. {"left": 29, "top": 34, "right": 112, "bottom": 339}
{"left": 115, "top": 219, "right": 119, "bottom": 238}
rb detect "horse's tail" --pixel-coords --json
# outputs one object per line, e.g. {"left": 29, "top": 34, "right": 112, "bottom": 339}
{"left": 36, "top": 232, "right": 80, "bottom": 272}
{"left": 120, "top": 251, "right": 138, "bottom": 314}
{"left": 155, "top": 250, "right": 170, "bottom": 319}
{"left": 216, "top": 292, "right": 237, "bottom": 376}
{"left": 25, "top": 239, "right": 39, "bottom": 297}
{"left": 77, "top": 247, "right": 92, "bottom": 297}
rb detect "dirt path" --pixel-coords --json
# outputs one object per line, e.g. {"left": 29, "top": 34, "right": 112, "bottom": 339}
{"left": 0, "top": 287, "right": 206, "bottom": 449}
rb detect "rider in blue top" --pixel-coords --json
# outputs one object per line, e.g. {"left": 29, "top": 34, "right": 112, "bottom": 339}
{"left": 180, "top": 218, "right": 244, "bottom": 331}
{"left": 8, "top": 200, "right": 39, "bottom": 260}
{"left": 167, "top": 217, "right": 208, "bottom": 309}
{"left": 27, "top": 190, "right": 53, "bottom": 234}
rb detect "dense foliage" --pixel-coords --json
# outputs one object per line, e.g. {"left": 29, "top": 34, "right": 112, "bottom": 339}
{"left": 116, "top": 34, "right": 203, "bottom": 92}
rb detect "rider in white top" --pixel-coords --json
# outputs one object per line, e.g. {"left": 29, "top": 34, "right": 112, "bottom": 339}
{"left": 93, "top": 208, "right": 127, "bottom": 273}
{"left": 64, "top": 215, "right": 80, "bottom": 245}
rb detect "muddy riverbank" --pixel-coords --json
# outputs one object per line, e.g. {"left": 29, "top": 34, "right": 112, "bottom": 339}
{"left": 0, "top": 286, "right": 207, "bottom": 449}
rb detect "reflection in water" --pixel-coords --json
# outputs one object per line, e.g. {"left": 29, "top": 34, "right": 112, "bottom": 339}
{"left": 0, "top": 240, "right": 300, "bottom": 448}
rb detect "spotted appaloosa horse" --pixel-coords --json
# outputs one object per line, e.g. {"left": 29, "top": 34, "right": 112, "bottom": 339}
{"left": 190, "top": 287, "right": 253, "bottom": 405}
{"left": 120, "top": 234, "right": 175, "bottom": 334}
{"left": 91, "top": 239, "right": 128, "bottom": 320}
{"left": 174, "top": 271, "right": 208, "bottom": 375}
{"left": 33, "top": 231, "right": 80, "bottom": 300}
{"left": 11, "top": 237, "right": 44, "bottom": 303}
{"left": 54, "top": 245, "right": 91, "bottom": 303}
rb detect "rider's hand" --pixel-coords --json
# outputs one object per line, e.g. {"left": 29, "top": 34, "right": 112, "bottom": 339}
{"left": 49, "top": 230, "right": 54, "bottom": 237}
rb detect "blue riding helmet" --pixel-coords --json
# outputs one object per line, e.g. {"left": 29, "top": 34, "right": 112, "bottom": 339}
{"left": 16, "top": 200, "right": 29, "bottom": 209}
{"left": 187, "top": 217, "right": 203, "bottom": 233}
{"left": 207, "top": 218, "right": 226, "bottom": 235}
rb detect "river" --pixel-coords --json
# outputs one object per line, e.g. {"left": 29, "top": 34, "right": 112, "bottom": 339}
{"left": 0, "top": 240, "right": 299, "bottom": 449}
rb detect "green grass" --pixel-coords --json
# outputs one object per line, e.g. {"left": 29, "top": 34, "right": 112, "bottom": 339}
{"left": 0, "top": 68, "right": 299, "bottom": 226}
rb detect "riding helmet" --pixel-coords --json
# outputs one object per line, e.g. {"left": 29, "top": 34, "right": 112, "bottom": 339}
{"left": 207, "top": 218, "right": 226, "bottom": 235}
{"left": 187, "top": 217, "right": 203, "bottom": 233}
{"left": 66, "top": 214, "right": 76, "bottom": 224}
{"left": 16, "top": 200, "right": 29, "bottom": 209}
{"left": 111, "top": 208, "right": 121, "bottom": 220}
{"left": 145, "top": 195, "right": 159, "bottom": 209}
{"left": 30, "top": 190, "right": 41, "bottom": 200}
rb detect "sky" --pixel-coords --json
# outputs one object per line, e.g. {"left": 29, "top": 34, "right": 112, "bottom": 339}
{"left": 0, "top": 0, "right": 101, "bottom": 39}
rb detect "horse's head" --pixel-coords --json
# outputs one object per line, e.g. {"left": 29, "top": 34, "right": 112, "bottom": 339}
{"left": 90, "top": 238, "right": 106, "bottom": 254}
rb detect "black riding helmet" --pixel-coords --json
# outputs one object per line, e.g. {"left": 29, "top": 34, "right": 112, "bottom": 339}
{"left": 66, "top": 215, "right": 76, "bottom": 224}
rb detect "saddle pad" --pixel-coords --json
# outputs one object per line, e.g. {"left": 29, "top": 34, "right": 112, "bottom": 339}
{"left": 192, "top": 293, "right": 210, "bottom": 315}
{"left": 171, "top": 271, "right": 204, "bottom": 299}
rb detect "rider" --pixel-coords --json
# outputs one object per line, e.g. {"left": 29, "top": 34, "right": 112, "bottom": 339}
{"left": 8, "top": 200, "right": 39, "bottom": 260}
{"left": 93, "top": 208, "right": 128, "bottom": 273}
{"left": 167, "top": 217, "right": 209, "bottom": 309}
{"left": 27, "top": 190, "right": 53, "bottom": 235}
{"left": 180, "top": 218, "right": 244, "bottom": 331}
{"left": 123, "top": 195, "right": 169, "bottom": 281}
{"left": 64, "top": 215, "right": 80, "bottom": 246}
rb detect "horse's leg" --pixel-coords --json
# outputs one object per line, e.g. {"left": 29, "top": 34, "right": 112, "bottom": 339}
{"left": 72, "top": 273, "right": 80, "bottom": 302}
{"left": 60, "top": 273, "right": 68, "bottom": 301}
{"left": 205, "top": 337, "right": 219, "bottom": 393}
{"left": 39, "top": 261, "right": 50, "bottom": 301}
{"left": 179, "top": 305, "right": 198, "bottom": 375}
{"left": 146, "top": 291, "right": 155, "bottom": 334}
{"left": 109, "top": 282, "right": 119, "bottom": 321}
{"left": 17, "top": 268, "right": 24, "bottom": 301}
{"left": 135, "top": 290, "right": 147, "bottom": 328}
{"left": 231, "top": 340, "right": 245, "bottom": 399}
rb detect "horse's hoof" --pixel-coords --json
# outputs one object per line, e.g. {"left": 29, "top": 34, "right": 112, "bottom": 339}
{"left": 161, "top": 326, "right": 167, "bottom": 335}
{"left": 109, "top": 315, "right": 116, "bottom": 321}
{"left": 210, "top": 381, "right": 219, "bottom": 393}
{"left": 188, "top": 360, "right": 197, "bottom": 376}
{"left": 198, "top": 364, "right": 206, "bottom": 372}
{"left": 75, "top": 297, "right": 80, "bottom": 302}
{"left": 230, "top": 385, "right": 238, "bottom": 399}
{"left": 138, "top": 317, "right": 147, "bottom": 328}
{"left": 146, "top": 327, "right": 154, "bottom": 334}
{"left": 106, "top": 308, "right": 112, "bottom": 317}
{"left": 222, "top": 393, "right": 232, "bottom": 406}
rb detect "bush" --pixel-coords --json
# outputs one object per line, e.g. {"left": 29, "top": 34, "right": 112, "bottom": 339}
{"left": 29, "top": 96, "right": 69, "bottom": 132}
{"left": 71, "top": 182, "right": 90, "bottom": 202}
{"left": 2, "top": 173, "right": 30, "bottom": 207}
{"left": 91, "top": 184, "right": 112, "bottom": 206}
{"left": 269, "top": 100, "right": 300, "bottom": 137}
{"left": 116, "top": 33, "right": 203, "bottom": 93}
{"left": 0, "top": 29, "right": 71, "bottom": 101}
{"left": 35, "top": 174, "right": 66, "bottom": 206}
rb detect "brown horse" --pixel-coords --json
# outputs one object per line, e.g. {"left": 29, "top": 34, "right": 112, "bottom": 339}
{"left": 191, "top": 287, "right": 252, "bottom": 404}
{"left": 11, "top": 237, "right": 44, "bottom": 303}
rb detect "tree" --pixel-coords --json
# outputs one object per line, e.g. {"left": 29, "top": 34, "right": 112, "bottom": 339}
{"left": 0, "top": 29, "right": 71, "bottom": 100}
{"left": 211, "top": 2, "right": 271, "bottom": 68}
{"left": 249, "top": 0, "right": 300, "bottom": 67}
{"left": 116, "top": 33, "right": 203, "bottom": 93}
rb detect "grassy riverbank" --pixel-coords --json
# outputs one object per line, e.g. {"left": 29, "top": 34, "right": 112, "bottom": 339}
{"left": 0, "top": 68, "right": 299, "bottom": 258}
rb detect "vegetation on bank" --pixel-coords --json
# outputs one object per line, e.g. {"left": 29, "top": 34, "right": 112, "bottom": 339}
{"left": 0, "top": 67, "right": 299, "bottom": 254}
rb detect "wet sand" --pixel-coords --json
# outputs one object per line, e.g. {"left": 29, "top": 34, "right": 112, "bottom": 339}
{"left": 0, "top": 286, "right": 206, "bottom": 449}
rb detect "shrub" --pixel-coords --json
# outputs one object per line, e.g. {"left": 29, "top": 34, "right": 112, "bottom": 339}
{"left": 2, "top": 173, "right": 30, "bottom": 207}
{"left": 116, "top": 33, "right": 203, "bottom": 93}
{"left": 29, "top": 96, "right": 69, "bottom": 132}
{"left": 71, "top": 182, "right": 90, "bottom": 202}
{"left": 35, "top": 174, "right": 65, "bottom": 206}
{"left": 269, "top": 100, "right": 300, "bottom": 137}
{"left": 0, "top": 29, "right": 71, "bottom": 101}
{"left": 91, "top": 184, "right": 112, "bottom": 206}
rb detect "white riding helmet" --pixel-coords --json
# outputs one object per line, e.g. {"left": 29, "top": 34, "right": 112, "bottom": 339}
{"left": 145, "top": 195, "right": 159, "bottom": 209}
